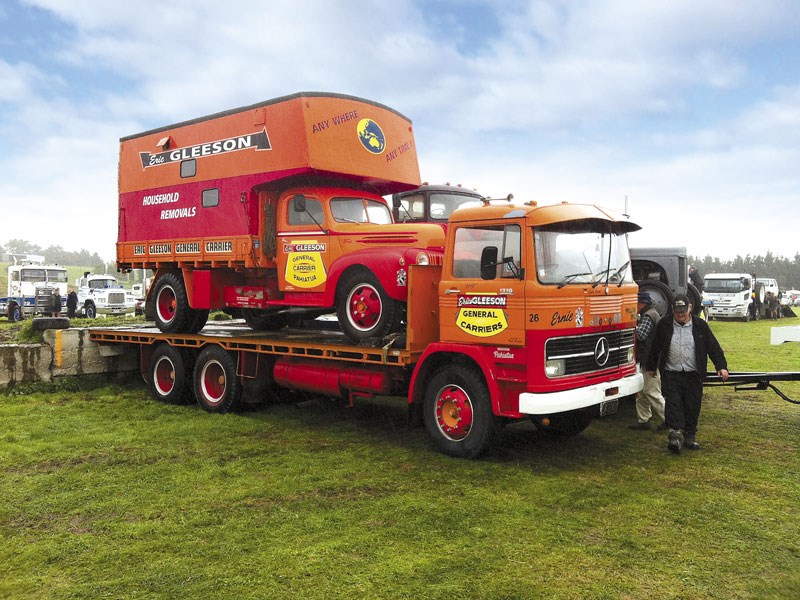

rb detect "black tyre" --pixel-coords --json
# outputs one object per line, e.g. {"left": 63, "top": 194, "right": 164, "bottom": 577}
{"left": 8, "top": 303, "right": 23, "bottom": 322}
{"left": 423, "top": 365, "right": 498, "bottom": 458}
{"left": 148, "top": 343, "right": 193, "bottom": 405}
{"left": 84, "top": 303, "right": 97, "bottom": 319}
{"left": 186, "top": 309, "right": 210, "bottom": 334}
{"left": 193, "top": 345, "right": 241, "bottom": 413}
{"left": 687, "top": 283, "right": 703, "bottom": 317}
{"left": 535, "top": 408, "right": 593, "bottom": 437}
{"left": 336, "top": 270, "right": 401, "bottom": 342}
{"left": 153, "top": 272, "right": 191, "bottom": 333}
{"left": 31, "top": 317, "right": 70, "bottom": 331}
{"left": 637, "top": 280, "right": 673, "bottom": 318}
{"left": 242, "top": 309, "right": 289, "bottom": 331}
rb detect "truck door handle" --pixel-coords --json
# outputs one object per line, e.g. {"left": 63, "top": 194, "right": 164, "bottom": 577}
{"left": 445, "top": 288, "right": 461, "bottom": 295}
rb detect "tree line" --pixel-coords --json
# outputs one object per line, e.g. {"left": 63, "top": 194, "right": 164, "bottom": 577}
{"left": 1, "top": 239, "right": 105, "bottom": 269}
{"left": 689, "top": 252, "right": 800, "bottom": 291}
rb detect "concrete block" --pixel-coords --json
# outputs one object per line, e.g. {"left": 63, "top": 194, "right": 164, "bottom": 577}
{"left": 0, "top": 343, "right": 53, "bottom": 386}
{"left": 42, "top": 328, "right": 138, "bottom": 378}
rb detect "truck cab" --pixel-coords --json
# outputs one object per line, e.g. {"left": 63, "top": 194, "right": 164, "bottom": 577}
{"left": 703, "top": 273, "right": 760, "bottom": 321}
{"left": 391, "top": 183, "right": 483, "bottom": 224}
{"left": 75, "top": 273, "right": 135, "bottom": 318}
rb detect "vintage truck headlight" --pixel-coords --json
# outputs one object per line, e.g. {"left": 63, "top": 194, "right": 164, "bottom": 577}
{"left": 416, "top": 252, "right": 430, "bottom": 266}
{"left": 545, "top": 359, "right": 566, "bottom": 377}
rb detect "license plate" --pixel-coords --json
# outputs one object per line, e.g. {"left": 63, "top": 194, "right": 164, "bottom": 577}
{"left": 599, "top": 399, "right": 619, "bottom": 416}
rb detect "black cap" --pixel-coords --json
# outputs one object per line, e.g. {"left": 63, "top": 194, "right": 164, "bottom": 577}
{"left": 672, "top": 293, "right": 690, "bottom": 313}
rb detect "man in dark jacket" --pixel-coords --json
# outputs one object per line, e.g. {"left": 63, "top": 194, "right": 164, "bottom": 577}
{"left": 645, "top": 294, "right": 729, "bottom": 454}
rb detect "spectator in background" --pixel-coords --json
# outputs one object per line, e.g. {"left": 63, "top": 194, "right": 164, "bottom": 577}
{"left": 51, "top": 288, "right": 62, "bottom": 317}
{"left": 629, "top": 291, "right": 666, "bottom": 430}
{"left": 688, "top": 265, "right": 703, "bottom": 293}
{"left": 67, "top": 289, "right": 78, "bottom": 318}
{"left": 646, "top": 294, "right": 729, "bottom": 454}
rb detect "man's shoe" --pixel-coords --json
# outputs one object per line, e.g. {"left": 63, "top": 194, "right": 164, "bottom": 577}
{"left": 668, "top": 429, "right": 684, "bottom": 454}
{"left": 628, "top": 421, "right": 652, "bottom": 430}
{"left": 656, "top": 422, "right": 668, "bottom": 431}
{"left": 684, "top": 434, "right": 701, "bottom": 450}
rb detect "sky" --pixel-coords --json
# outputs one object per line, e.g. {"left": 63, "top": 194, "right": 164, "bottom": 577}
{"left": 1, "top": 0, "right": 800, "bottom": 263}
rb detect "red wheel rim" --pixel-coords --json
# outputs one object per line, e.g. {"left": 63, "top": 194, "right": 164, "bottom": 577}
{"left": 346, "top": 283, "right": 382, "bottom": 332}
{"left": 156, "top": 285, "right": 177, "bottom": 325}
{"left": 153, "top": 356, "right": 176, "bottom": 396}
{"left": 200, "top": 360, "right": 226, "bottom": 404}
{"left": 434, "top": 384, "right": 474, "bottom": 441}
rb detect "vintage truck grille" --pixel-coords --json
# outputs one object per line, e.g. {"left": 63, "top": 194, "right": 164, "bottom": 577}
{"left": 108, "top": 292, "right": 126, "bottom": 305}
{"left": 545, "top": 329, "right": 635, "bottom": 376}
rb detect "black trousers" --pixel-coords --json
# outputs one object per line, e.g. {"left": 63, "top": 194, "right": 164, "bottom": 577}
{"left": 661, "top": 370, "right": 704, "bottom": 434}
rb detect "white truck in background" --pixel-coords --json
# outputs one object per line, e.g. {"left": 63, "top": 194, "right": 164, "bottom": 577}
{"left": 703, "top": 273, "right": 763, "bottom": 321}
{"left": 75, "top": 273, "right": 136, "bottom": 318}
{"left": 1, "top": 262, "right": 67, "bottom": 320}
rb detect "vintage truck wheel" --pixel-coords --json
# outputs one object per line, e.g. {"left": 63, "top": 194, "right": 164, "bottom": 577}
{"left": 336, "top": 271, "right": 400, "bottom": 341}
{"left": 153, "top": 273, "right": 191, "bottom": 333}
{"left": 637, "top": 280, "right": 673, "bottom": 318}
{"left": 194, "top": 345, "right": 241, "bottom": 413}
{"left": 148, "top": 343, "right": 192, "bottom": 405}
{"left": 535, "top": 409, "right": 593, "bottom": 437}
{"left": 8, "top": 304, "right": 23, "bottom": 322}
{"left": 242, "top": 309, "right": 288, "bottom": 331}
{"left": 423, "top": 365, "right": 498, "bottom": 458}
{"left": 84, "top": 302, "right": 97, "bottom": 319}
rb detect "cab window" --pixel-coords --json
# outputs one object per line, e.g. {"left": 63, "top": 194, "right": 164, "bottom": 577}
{"left": 452, "top": 224, "right": 521, "bottom": 280}
{"left": 288, "top": 196, "right": 324, "bottom": 226}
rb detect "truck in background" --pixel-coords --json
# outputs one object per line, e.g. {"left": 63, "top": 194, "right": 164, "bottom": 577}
{"left": 117, "top": 92, "right": 445, "bottom": 341}
{"left": 94, "top": 199, "right": 643, "bottom": 458}
{"left": 1, "top": 261, "right": 67, "bottom": 321}
{"left": 391, "top": 183, "right": 483, "bottom": 224}
{"left": 703, "top": 273, "right": 764, "bottom": 321}
{"left": 74, "top": 272, "right": 136, "bottom": 318}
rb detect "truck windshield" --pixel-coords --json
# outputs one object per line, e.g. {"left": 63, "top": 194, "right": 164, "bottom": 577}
{"left": 89, "top": 279, "right": 117, "bottom": 289}
{"left": 21, "top": 269, "right": 46, "bottom": 282}
{"left": 331, "top": 197, "right": 392, "bottom": 224}
{"left": 47, "top": 270, "right": 68, "bottom": 283}
{"left": 534, "top": 224, "right": 632, "bottom": 286}
{"left": 428, "top": 193, "right": 481, "bottom": 221}
{"left": 704, "top": 278, "right": 749, "bottom": 293}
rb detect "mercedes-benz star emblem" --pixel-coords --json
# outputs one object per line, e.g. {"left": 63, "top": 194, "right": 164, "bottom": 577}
{"left": 594, "top": 337, "right": 610, "bottom": 366}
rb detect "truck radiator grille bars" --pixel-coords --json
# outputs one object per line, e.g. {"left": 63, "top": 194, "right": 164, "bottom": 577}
{"left": 545, "top": 329, "right": 635, "bottom": 376}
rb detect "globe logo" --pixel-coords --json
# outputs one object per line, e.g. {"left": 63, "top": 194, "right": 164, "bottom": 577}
{"left": 357, "top": 118, "right": 386, "bottom": 154}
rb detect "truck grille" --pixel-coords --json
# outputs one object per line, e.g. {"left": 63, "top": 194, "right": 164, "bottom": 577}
{"left": 108, "top": 292, "right": 126, "bottom": 305}
{"left": 545, "top": 329, "right": 635, "bottom": 376}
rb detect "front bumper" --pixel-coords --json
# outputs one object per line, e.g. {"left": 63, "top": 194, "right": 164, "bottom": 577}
{"left": 518, "top": 372, "right": 643, "bottom": 415}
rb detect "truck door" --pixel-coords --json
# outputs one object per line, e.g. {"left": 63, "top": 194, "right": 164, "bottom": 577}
{"left": 440, "top": 222, "right": 526, "bottom": 346}
{"left": 276, "top": 193, "right": 332, "bottom": 293}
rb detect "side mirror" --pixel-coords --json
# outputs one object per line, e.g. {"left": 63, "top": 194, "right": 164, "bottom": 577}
{"left": 480, "top": 246, "right": 498, "bottom": 280}
{"left": 392, "top": 194, "right": 401, "bottom": 208}
{"left": 293, "top": 194, "right": 306, "bottom": 212}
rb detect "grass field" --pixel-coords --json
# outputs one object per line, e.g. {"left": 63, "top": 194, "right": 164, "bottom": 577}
{"left": 1, "top": 317, "right": 799, "bottom": 598}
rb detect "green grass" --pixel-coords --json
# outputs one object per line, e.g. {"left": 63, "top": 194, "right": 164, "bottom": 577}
{"left": 1, "top": 319, "right": 800, "bottom": 598}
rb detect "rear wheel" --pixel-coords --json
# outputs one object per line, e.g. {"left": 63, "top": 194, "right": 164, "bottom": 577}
{"left": 336, "top": 271, "right": 401, "bottom": 342}
{"left": 148, "top": 343, "right": 193, "bottom": 405}
{"left": 153, "top": 272, "right": 190, "bottom": 333}
{"left": 423, "top": 365, "right": 498, "bottom": 458}
{"left": 194, "top": 345, "right": 241, "bottom": 413}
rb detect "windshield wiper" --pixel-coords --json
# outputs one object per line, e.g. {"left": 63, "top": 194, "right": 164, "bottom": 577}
{"left": 558, "top": 272, "right": 593, "bottom": 289}
{"left": 592, "top": 260, "right": 631, "bottom": 288}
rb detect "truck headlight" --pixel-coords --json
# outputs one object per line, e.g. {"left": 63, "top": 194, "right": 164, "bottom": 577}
{"left": 416, "top": 252, "right": 430, "bottom": 266}
{"left": 627, "top": 347, "right": 635, "bottom": 363}
{"left": 545, "top": 359, "right": 566, "bottom": 377}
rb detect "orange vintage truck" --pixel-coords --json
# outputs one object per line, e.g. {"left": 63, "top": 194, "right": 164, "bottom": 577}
{"left": 117, "top": 92, "right": 445, "bottom": 341}
{"left": 96, "top": 199, "right": 644, "bottom": 457}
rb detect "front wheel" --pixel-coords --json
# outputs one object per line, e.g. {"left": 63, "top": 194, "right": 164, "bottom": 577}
{"left": 84, "top": 303, "right": 97, "bottom": 319}
{"left": 8, "top": 304, "right": 23, "bottom": 322}
{"left": 193, "top": 345, "right": 241, "bottom": 413}
{"left": 336, "top": 271, "right": 401, "bottom": 342}
{"left": 153, "top": 272, "right": 190, "bottom": 333}
{"left": 423, "top": 365, "right": 498, "bottom": 458}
